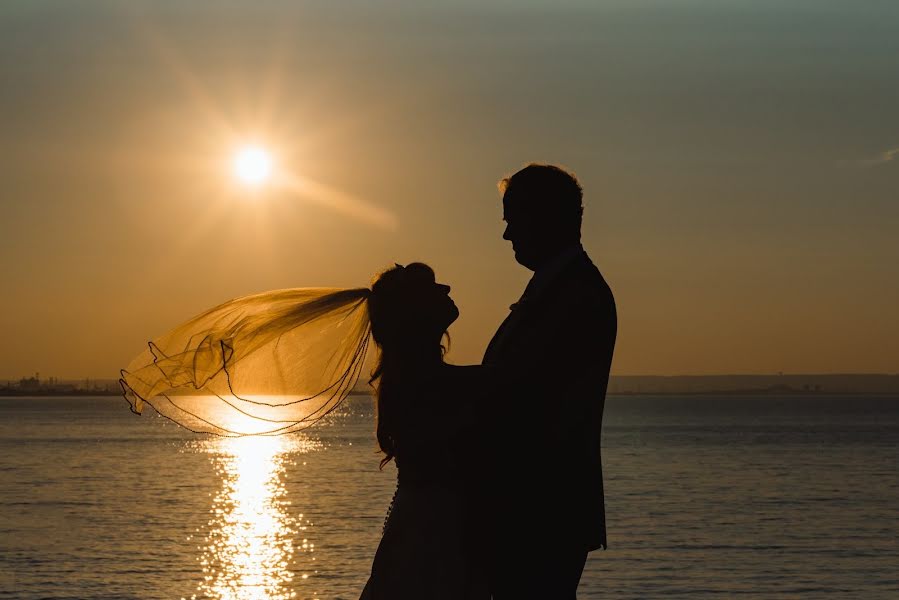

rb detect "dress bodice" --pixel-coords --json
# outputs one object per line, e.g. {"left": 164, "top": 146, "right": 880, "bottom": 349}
{"left": 393, "top": 395, "right": 465, "bottom": 486}
{"left": 395, "top": 438, "right": 460, "bottom": 486}
{"left": 384, "top": 364, "right": 486, "bottom": 487}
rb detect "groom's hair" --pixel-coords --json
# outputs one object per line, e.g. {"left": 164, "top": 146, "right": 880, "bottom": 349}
{"left": 499, "top": 163, "right": 584, "bottom": 236}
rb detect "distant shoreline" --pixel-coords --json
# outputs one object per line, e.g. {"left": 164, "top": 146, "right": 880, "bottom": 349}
{"left": 4, "top": 373, "right": 898, "bottom": 397}
{"left": 0, "top": 389, "right": 377, "bottom": 398}
{"left": 609, "top": 390, "right": 899, "bottom": 397}
{"left": 2, "top": 391, "right": 897, "bottom": 399}
{"left": 0, "top": 390, "right": 122, "bottom": 397}
{"left": 606, "top": 374, "right": 899, "bottom": 396}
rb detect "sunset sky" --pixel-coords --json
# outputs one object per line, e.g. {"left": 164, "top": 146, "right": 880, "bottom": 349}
{"left": 1, "top": 0, "right": 897, "bottom": 378}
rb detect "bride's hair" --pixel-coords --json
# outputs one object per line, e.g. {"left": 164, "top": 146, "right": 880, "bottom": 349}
{"left": 367, "top": 263, "right": 450, "bottom": 468}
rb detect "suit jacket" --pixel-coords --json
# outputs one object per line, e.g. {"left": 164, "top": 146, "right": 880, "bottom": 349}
{"left": 482, "top": 250, "right": 616, "bottom": 552}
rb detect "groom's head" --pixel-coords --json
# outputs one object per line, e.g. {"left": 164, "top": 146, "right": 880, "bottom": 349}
{"left": 499, "top": 163, "right": 583, "bottom": 270}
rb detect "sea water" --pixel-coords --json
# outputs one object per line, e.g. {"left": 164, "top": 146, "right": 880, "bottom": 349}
{"left": 0, "top": 395, "right": 897, "bottom": 599}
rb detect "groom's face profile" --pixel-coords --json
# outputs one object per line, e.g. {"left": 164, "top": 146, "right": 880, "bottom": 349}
{"left": 502, "top": 193, "right": 547, "bottom": 271}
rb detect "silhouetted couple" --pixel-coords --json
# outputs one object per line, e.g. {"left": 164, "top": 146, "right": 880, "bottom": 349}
{"left": 360, "top": 164, "right": 617, "bottom": 599}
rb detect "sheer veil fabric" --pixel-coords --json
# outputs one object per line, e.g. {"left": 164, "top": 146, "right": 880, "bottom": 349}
{"left": 119, "top": 288, "right": 372, "bottom": 436}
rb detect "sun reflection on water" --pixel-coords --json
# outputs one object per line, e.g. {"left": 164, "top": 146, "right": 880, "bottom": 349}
{"left": 194, "top": 435, "right": 318, "bottom": 600}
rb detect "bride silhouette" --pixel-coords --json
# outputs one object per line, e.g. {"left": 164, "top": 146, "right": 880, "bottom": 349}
{"left": 360, "top": 262, "right": 489, "bottom": 598}
{"left": 120, "top": 262, "right": 491, "bottom": 598}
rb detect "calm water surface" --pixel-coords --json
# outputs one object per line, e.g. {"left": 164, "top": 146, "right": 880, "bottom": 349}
{"left": 1, "top": 395, "right": 897, "bottom": 599}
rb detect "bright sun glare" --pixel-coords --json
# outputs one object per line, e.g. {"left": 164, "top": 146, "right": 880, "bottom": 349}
{"left": 233, "top": 146, "right": 273, "bottom": 186}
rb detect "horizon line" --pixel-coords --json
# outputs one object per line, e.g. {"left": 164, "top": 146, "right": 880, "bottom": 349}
{"left": 4, "top": 371, "right": 898, "bottom": 382}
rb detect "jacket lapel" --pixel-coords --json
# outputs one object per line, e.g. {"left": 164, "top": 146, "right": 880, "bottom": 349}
{"left": 482, "top": 281, "right": 541, "bottom": 364}
{"left": 482, "top": 253, "right": 591, "bottom": 366}
{"left": 482, "top": 308, "right": 518, "bottom": 365}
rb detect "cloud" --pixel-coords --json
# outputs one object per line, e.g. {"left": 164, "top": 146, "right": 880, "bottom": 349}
{"left": 855, "top": 147, "right": 899, "bottom": 167}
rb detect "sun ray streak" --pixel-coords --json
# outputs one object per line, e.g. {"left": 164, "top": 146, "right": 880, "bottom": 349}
{"left": 279, "top": 173, "right": 398, "bottom": 231}
{"left": 120, "top": 4, "right": 238, "bottom": 140}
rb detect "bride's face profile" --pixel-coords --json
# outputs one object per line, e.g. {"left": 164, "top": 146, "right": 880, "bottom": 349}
{"left": 369, "top": 263, "right": 458, "bottom": 351}
{"left": 422, "top": 273, "right": 459, "bottom": 332}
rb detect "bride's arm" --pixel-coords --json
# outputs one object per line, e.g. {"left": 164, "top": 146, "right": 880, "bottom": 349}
{"left": 439, "top": 363, "right": 502, "bottom": 402}
{"left": 411, "top": 364, "right": 496, "bottom": 441}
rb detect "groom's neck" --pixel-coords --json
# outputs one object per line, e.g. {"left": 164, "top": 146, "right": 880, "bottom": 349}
{"left": 531, "top": 241, "right": 583, "bottom": 272}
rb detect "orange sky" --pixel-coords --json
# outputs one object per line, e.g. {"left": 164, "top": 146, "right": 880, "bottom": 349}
{"left": 1, "top": 1, "right": 897, "bottom": 378}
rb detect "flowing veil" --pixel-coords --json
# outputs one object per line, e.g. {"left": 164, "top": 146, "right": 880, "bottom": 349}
{"left": 119, "top": 288, "right": 372, "bottom": 436}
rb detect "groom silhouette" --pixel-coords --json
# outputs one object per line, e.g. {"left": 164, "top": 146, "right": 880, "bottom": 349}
{"left": 482, "top": 164, "right": 616, "bottom": 599}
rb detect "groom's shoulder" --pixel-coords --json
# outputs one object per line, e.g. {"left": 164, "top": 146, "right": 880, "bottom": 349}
{"left": 565, "top": 252, "right": 614, "bottom": 302}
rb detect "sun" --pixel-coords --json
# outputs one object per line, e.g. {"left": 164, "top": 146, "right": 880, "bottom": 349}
{"left": 233, "top": 145, "right": 273, "bottom": 186}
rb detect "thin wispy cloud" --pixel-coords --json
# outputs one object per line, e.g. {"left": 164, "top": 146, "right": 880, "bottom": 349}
{"left": 854, "top": 147, "right": 899, "bottom": 167}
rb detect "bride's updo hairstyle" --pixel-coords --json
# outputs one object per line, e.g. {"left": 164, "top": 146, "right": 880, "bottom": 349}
{"left": 367, "top": 262, "right": 451, "bottom": 468}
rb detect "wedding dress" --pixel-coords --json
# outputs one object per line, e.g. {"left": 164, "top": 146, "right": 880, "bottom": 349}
{"left": 359, "top": 366, "right": 489, "bottom": 600}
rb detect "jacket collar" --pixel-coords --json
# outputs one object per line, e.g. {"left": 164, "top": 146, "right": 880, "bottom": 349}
{"left": 523, "top": 243, "right": 585, "bottom": 302}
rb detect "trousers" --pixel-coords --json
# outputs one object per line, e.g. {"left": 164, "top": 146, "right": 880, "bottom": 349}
{"left": 490, "top": 546, "right": 588, "bottom": 600}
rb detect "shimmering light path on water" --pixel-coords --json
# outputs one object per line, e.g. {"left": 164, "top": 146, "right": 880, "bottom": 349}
{"left": 195, "top": 436, "right": 312, "bottom": 600}
{"left": 0, "top": 395, "right": 897, "bottom": 599}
